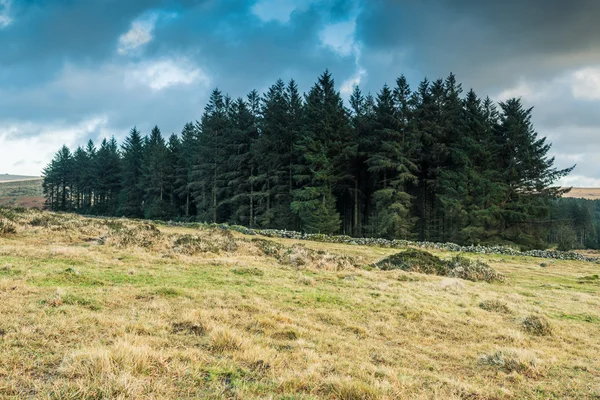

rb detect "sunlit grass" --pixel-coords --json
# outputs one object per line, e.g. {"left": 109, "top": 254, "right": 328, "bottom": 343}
{"left": 0, "top": 208, "right": 599, "bottom": 398}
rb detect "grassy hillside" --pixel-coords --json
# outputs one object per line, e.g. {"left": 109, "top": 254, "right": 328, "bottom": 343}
{"left": 0, "top": 174, "right": 40, "bottom": 182}
{"left": 0, "top": 179, "right": 44, "bottom": 208}
{"left": 1, "top": 209, "right": 599, "bottom": 399}
{"left": 563, "top": 187, "right": 600, "bottom": 200}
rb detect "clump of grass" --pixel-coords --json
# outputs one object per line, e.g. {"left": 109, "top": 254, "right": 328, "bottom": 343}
{"left": 104, "top": 220, "right": 126, "bottom": 231}
{"left": 480, "top": 348, "right": 546, "bottom": 378}
{"left": 252, "top": 238, "right": 285, "bottom": 257}
{"left": 479, "top": 300, "right": 512, "bottom": 314}
{"left": 321, "top": 379, "right": 380, "bottom": 400}
{"left": 62, "top": 294, "right": 102, "bottom": 311}
{"left": 173, "top": 234, "right": 220, "bottom": 254}
{"left": 297, "top": 274, "right": 315, "bottom": 286}
{"left": 0, "top": 264, "right": 20, "bottom": 276}
{"left": 209, "top": 328, "right": 244, "bottom": 353}
{"left": 43, "top": 288, "right": 64, "bottom": 307}
{"left": 254, "top": 238, "right": 359, "bottom": 270}
{"left": 447, "top": 256, "right": 505, "bottom": 283}
{"left": 0, "top": 218, "right": 17, "bottom": 236}
{"left": 578, "top": 274, "right": 600, "bottom": 284}
{"left": 172, "top": 321, "right": 207, "bottom": 336}
{"left": 154, "top": 287, "right": 183, "bottom": 297}
{"left": 107, "top": 224, "right": 161, "bottom": 248}
{"left": 0, "top": 207, "right": 20, "bottom": 221}
{"left": 60, "top": 340, "right": 166, "bottom": 379}
{"left": 374, "top": 249, "right": 447, "bottom": 274}
{"left": 522, "top": 315, "right": 553, "bottom": 336}
{"left": 374, "top": 250, "right": 504, "bottom": 283}
{"left": 30, "top": 215, "right": 58, "bottom": 228}
{"left": 232, "top": 267, "right": 264, "bottom": 276}
{"left": 173, "top": 230, "right": 238, "bottom": 255}
{"left": 271, "top": 329, "right": 298, "bottom": 340}
{"left": 64, "top": 267, "right": 80, "bottom": 276}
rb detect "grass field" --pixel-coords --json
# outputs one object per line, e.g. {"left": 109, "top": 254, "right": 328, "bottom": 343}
{"left": 0, "top": 179, "right": 44, "bottom": 208}
{"left": 1, "top": 209, "right": 599, "bottom": 399}
{"left": 0, "top": 174, "right": 40, "bottom": 182}
{"left": 563, "top": 188, "right": 600, "bottom": 200}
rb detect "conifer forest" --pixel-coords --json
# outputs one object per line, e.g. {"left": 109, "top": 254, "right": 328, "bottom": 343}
{"left": 42, "top": 71, "right": 575, "bottom": 249}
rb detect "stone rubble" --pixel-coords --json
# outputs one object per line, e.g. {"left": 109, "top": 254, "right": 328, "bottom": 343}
{"left": 163, "top": 222, "right": 600, "bottom": 263}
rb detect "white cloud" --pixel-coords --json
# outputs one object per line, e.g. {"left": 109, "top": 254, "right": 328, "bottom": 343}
{"left": 0, "top": 116, "right": 111, "bottom": 176}
{"left": 571, "top": 67, "right": 600, "bottom": 100}
{"left": 495, "top": 80, "right": 551, "bottom": 102}
{"left": 118, "top": 14, "right": 158, "bottom": 55}
{"left": 251, "top": 0, "right": 306, "bottom": 24}
{"left": 319, "top": 20, "right": 357, "bottom": 57}
{"left": 341, "top": 66, "right": 366, "bottom": 96}
{"left": 125, "top": 58, "right": 210, "bottom": 91}
{"left": 0, "top": 0, "right": 13, "bottom": 28}
{"left": 557, "top": 175, "right": 600, "bottom": 188}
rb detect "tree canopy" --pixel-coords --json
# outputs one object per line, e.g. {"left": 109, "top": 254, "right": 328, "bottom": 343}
{"left": 42, "top": 71, "right": 573, "bottom": 249}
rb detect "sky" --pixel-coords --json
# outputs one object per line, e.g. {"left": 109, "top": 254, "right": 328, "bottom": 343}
{"left": 1, "top": 0, "right": 599, "bottom": 186}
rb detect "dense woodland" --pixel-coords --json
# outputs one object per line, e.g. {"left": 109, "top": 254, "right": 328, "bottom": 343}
{"left": 42, "top": 71, "right": 574, "bottom": 249}
{"left": 549, "top": 198, "right": 600, "bottom": 251}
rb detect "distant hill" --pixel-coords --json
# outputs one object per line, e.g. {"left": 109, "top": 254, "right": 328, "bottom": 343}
{"left": 0, "top": 174, "right": 41, "bottom": 182}
{"left": 0, "top": 178, "right": 44, "bottom": 208}
{"left": 562, "top": 187, "right": 600, "bottom": 200}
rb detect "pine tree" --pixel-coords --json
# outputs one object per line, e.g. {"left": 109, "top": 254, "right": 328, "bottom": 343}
{"left": 224, "top": 96, "right": 259, "bottom": 226}
{"left": 118, "top": 127, "right": 145, "bottom": 217}
{"left": 292, "top": 70, "right": 347, "bottom": 234}
{"left": 494, "top": 98, "right": 574, "bottom": 248}
{"left": 190, "top": 89, "right": 229, "bottom": 223}
{"left": 253, "top": 79, "right": 292, "bottom": 228}
{"left": 366, "top": 83, "right": 417, "bottom": 239}
{"left": 165, "top": 133, "right": 181, "bottom": 214}
{"left": 174, "top": 122, "right": 197, "bottom": 218}
{"left": 95, "top": 137, "right": 121, "bottom": 214}
{"left": 71, "top": 146, "right": 89, "bottom": 210}
{"left": 141, "top": 126, "right": 172, "bottom": 219}
{"left": 43, "top": 145, "right": 73, "bottom": 211}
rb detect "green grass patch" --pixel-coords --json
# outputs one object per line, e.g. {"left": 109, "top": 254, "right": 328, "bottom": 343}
{"left": 232, "top": 267, "right": 264, "bottom": 277}
{"left": 154, "top": 287, "right": 184, "bottom": 297}
{"left": 554, "top": 313, "right": 600, "bottom": 323}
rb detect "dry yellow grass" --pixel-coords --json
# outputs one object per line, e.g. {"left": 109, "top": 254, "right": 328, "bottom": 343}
{"left": 562, "top": 187, "right": 600, "bottom": 200}
{"left": 1, "top": 208, "right": 600, "bottom": 399}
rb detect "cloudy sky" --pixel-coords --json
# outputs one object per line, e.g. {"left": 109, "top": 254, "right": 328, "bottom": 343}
{"left": 1, "top": 0, "right": 599, "bottom": 186}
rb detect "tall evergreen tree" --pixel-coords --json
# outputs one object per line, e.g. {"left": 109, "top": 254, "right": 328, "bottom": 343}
{"left": 190, "top": 89, "right": 229, "bottom": 223}
{"left": 292, "top": 70, "right": 348, "bottom": 234}
{"left": 118, "top": 127, "right": 145, "bottom": 217}
{"left": 174, "top": 122, "right": 197, "bottom": 218}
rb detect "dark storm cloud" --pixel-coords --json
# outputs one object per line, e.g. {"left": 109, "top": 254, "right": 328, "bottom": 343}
{"left": 0, "top": 0, "right": 358, "bottom": 138}
{"left": 357, "top": 0, "right": 600, "bottom": 90}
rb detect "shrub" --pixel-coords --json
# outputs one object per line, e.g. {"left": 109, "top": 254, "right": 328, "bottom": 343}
{"left": 252, "top": 238, "right": 285, "bottom": 257}
{"left": 447, "top": 256, "right": 505, "bottom": 283}
{"left": 480, "top": 348, "right": 546, "bottom": 378}
{"left": 107, "top": 224, "right": 161, "bottom": 248}
{"left": 0, "top": 219, "right": 17, "bottom": 236}
{"left": 173, "top": 230, "right": 238, "bottom": 255}
{"left": 374, "top": 250, "right": 505, "bottom": 283}
{"left": 374, "top": 249, "right": 448, "bottom": 275}
{"left": 479, "top": 300, "right": 512, "bottom": 314}
{"left": 522, "top": 315, "right": 553, "bottom": 336}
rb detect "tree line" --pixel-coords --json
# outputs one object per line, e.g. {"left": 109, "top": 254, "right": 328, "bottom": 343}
{"left": 549, "top": 198, "right": 600, "bottom": 251}
{"left": 42, "top": 71, "right": 573, "bottom": 249}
